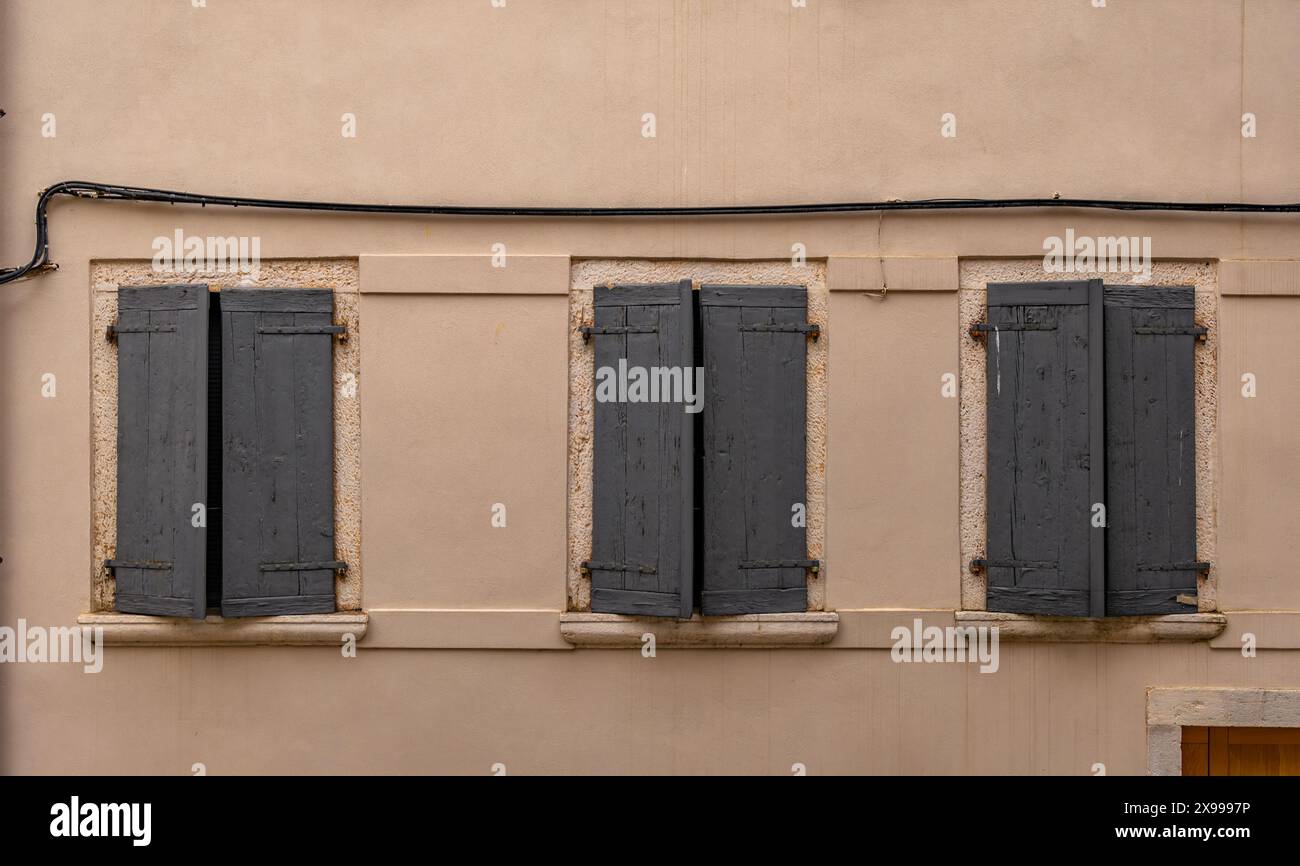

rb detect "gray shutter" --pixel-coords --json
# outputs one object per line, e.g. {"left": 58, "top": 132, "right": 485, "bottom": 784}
{"left": 221, "top": 289, "right": 338, "bottom": 616}
{"left": 589, "top": 280, "right": 695, "bottom": 618}
{"left": 699, "top": 284, "right": 810, "bottom": 615}
{"left": 984, "top": 280, "right": 1104, "bottom": 617}
{"left": 112, "top": 284, "right": 208, "bottom": 619}
{"left": 1104, "top": 285, "right": 1200, "bottom": 614}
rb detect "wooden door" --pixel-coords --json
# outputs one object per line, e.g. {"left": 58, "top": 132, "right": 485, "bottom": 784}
{"left": 1182, "top": 726, "right": 1300, "bottom": 775}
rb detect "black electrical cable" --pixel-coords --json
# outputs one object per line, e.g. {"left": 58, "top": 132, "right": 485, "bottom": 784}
{"left": 2, "top": 180, "right": 1297, "bottom": 285}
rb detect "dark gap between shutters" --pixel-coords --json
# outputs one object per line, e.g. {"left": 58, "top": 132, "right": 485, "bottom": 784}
{"left": 206, "top": 290, "right": 223, "bottom": 612}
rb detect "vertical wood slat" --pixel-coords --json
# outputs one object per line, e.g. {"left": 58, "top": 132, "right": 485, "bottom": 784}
{"left": 221, "top": 289, "right": 337, "bottom": 616}
{"left": 699, "top": 284, "right": 809, "bottom": 615}
{"left": 1104, "top": 284, "right": 1199, "bottom": 615}
{"left": 589, "top": 281, "right": 695, "bottom": 618}
{"left": 1208, "top": 727, "right": 1230, "bottom": 776}
{"left": 114, "top": 284, "right": 208, "bottom": 618}
{"left": 984, "top": 280, "right": 1100, "bottom": 616}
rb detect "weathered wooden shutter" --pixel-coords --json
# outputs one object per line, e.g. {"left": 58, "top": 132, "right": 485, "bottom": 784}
{"left": 112, "top": 284, "right": 209, "bottom": 618}
{"left": 588, "top": 280, "right": 695, "bottom": 618}
{"left": 1104, "top": 285, "right": 1201, "bottom": 614}
{"left": 983, "top": 280, "right": 1104, "bottom": 617}
{"left": 221, "top": 289, "right": 340, "bottom": 616}
{"left": 699, "top": 284, "right": 812, "bottom": 615}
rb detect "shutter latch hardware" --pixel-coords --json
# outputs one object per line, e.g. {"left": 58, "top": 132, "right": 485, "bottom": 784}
{"left": 104, "top": 559, "right": 172, "bottom": 571}
{"left": 106, "top": 322, "right": 178, "bottom": 341}
{"left": 578, "top": 325, "right": 658, "bottom": 343}
{"left": 258, "top": 561, "right": 349, "bottom": 572}
{"left": 738, "top": 559, "right": 821, "bottom": 574}
{"left": 256, "top": 324, "right": 349, "bottom": 342}
{"left": 738, "top": 323, "right": 820, "bottom": 340}
{"left": 580, "top": 560, "right": 657, "bottom": 574}
{"left": 968, "top": 322, "right": 1056, "bottom": 340}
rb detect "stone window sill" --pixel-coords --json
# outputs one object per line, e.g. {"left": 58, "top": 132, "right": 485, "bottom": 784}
{"left": 954, "top": 611, "right": 1226, "bottom": 643}
{"left": 76, "top": 612, "right": 368, "bottom": 646}
{"left": 559, "top": 612, "right": 838, "bottom": 648}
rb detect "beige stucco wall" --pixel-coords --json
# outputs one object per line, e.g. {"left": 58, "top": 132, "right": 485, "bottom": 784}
{"left": 2, "top": 0, "right": 1300, "bottom": 774}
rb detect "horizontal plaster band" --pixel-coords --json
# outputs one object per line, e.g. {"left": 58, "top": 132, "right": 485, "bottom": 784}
{"left": 359, "top": 254, "right": 570, "bottom": 294}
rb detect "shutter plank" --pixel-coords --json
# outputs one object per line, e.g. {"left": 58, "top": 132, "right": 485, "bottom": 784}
{"left": 294, "top": 307, "right": 337, "bottom": 603}
{"left": 589, "top": 281, "right": 694, "bottom": 618}
{"left": 984, "top": 280, "right": 1098, "bottom": 616}
{"left": 1104, "top": 285, "right": 1199, "bottom": 614}
{"left": 114, "top": 285, "right": 207, "bottom": 618}
{"left": 221, "top": 289, "right": 337, "bottom": 616}
{"left": 700, "top": 284, "right": 809, "bottom": 615}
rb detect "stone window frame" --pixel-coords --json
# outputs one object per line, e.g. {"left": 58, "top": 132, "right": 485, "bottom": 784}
{"left": 81, "top": 260, "right": 366, "bottom": 646}
{"left": 1147, "top": 688, "right": 1300, "bottom": 775}
{"left": 561, "top": 259, "right": 837, "bottom": 648}
{"left": 956, "top": 260, "right": 1225, "bottom": 642}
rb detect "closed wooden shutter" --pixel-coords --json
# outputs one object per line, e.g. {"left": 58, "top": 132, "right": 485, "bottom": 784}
{"left": 221, "top": 289, "right": 339, "bottom": 616}
{"left": 588, "top": 280, "right": 696, "bottom": 618}
{"left": 984, "top": 280, "right": 1104, "bottom": 617}
{"left": 1103, "top": 285, "right": 1200, "bottom": 615}
{"left": 699, "top": 284, "right": 811, "bottom": 615}
{"left": 112, "top": 284, "right": 209, "bottom": 619}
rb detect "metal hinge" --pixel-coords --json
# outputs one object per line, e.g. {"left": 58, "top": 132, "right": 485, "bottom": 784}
{"left": 1134, "top": 325, "right": 1209, "bottom": 342}
{"left": 104, "top": 559, "right": 172, "bottom": 571}
{"left": 1137, "top": 561, "right": 1212, "bottom": 572}
{"left": 258, "top": 561, "right": 349, "bottom": 572}
{"left": 578, "top": 325, "right": 657, "bottom": 342}
{"left": 970, "top": 558, "right": 1058, "bottom": 573}
{"left": 580, "top": 560, "right": 657, "bottom": 574}
{"left": 739, "top": 559, "right": 821, "bottom": 574}
{"left": 257, "top": 324, "right": 349, "bottom": 341}
{"left": 738, "top": 323, "right": 820, "bottom": 340}
{"left": 968, "top": 322, "right": 1056, "bottom": 340}
{"left": 106, "top": 322, "right": 177, "bottom": 341}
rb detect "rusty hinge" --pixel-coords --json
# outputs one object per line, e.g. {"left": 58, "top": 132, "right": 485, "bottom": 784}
{"left": 104, "top": 559, "right": 172, "bottom": 571}
{"left": 106, "top": 322, "right": 177, "bottom": 341}
{"left": 258, "top": 560, "right": 349, "bottom": 572}
{"left": 1134, "top": 325, "right": 1209, "bottom": 342}
{"left": 970, "top": 558, "right": 1058, "bottom": 573}
{"left": 738, "top": 559, "right": 821, "bottom": 574}
{"left": 738, "top": 323, "right": 820, "bottom": 340}
{"left": 1137, "top": 561, "right": 1212, "bottom": 572}
{"left": 580, "top": 560, "right": 657, "bottom": 574}
{"left": 968, "top": 322, "right": 1056, "bottom": 340}
{"left": 257, "top": 324, "right": 349, "bottom": 341}
{"left": 578, "top": 325, "right": 657, "bottom": 342}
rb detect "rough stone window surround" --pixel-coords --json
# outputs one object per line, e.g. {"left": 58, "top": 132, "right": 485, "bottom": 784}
{"left": 82, "top": 260, "right": 366, "bottom": 646}
{"left": 1147, "top": 688, "right": 1300, "bottom": 775}
{"left": 957, "top": 260, "right": 1224, "bottom": 643}
{"left": 563, "top": 260, "right": 835, "bottom": 648}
